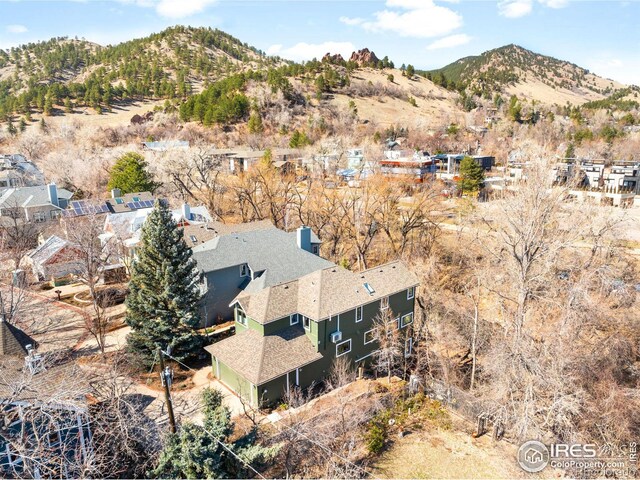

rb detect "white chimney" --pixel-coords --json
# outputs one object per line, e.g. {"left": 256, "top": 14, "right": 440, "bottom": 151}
{"left": 296, "top": 226, "right": 312, "bottom": 252}
{"left": 182, "top": 203, "right": 191, "bottom": 221}
{"left": 111, "top": 188, "right": 121, "bottom": 198}
{"left": 47, "top": 183, "right": 58, "bottom": 207}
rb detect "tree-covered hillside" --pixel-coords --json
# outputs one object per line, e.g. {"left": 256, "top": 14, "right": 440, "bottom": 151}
{"left": 0, "top": 26, "right": 283, "bottom": 119}
{"left": 426, "top": 44, "right": 616, "bottom": 99}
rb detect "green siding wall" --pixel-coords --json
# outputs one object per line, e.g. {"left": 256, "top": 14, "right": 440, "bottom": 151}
{"left": 217, "top": 287, "right": 417, "bottom": 407}
{"left": 213, "top": 357, "right": 257, "bottom": 404}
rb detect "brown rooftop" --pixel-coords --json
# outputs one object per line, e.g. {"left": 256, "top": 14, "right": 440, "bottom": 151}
{"left": 235, "top": 260, "right": 419, "bottom": 325}
{"left": 205, "top": 326, "right": 322, "bottom": 385}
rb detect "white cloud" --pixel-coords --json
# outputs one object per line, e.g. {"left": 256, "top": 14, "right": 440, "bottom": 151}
{"left": 156, "top": 0, "right": 217, "bottom": 18}
{"left": 498, "top": 0, "right": 533, "bottom": 18}
{"left": 538, "top": 0, "right": 569, "bottom": 8}
{"left": 426, "top": 33, "right": 471, "bottom": 50}
{"left": 266, "top": 41, "right": 355, "bottom": 62}
{"left": 6, "top": 24, "right": 28, "bottom": 34}
{"left": 345, "top": 0, "right": 463, "bottom": 39}
{"left": 118, "top": 0, "right": 217, "bottom": 19}
{"left": 498, "top": 0, "right": 569, "bottom": 18}
{"left": 339, "top": 16, "right": 364, "bottom": 26}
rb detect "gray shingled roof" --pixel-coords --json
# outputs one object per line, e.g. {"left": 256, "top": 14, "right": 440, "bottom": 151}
{"left": 183, "top": 220, "right": 273, "bottom": 247}
{"left": 0, "top": 319, "right": 35, "bottom": 357}
{"left": 234, "top": 260, "right": 419, "bottom": 324}
{"left": 205, "top": 326, "right": 322, "bottom": 385}
{"left": 0, "top": 185, "right": 72, "bottom": 209}
{"left": 192, "top": 227, "right": 332, "bottom": 288}
{"left": 0, "top": 356, "right": 90, "bottom": 408}
{"left": 28, "top": 235, "right": 68, "bottom": 265}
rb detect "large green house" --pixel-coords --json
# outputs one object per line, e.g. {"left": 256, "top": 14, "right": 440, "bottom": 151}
{"left": 205, "top": 260, "right": 419, "bottom": 407}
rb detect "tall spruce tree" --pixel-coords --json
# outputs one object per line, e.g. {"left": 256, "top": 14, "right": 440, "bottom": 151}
{"left": 457, "top": 156, "right": 485, "bottom": 195}
{"left": 126, "top": 199, "right": 202, "bottom": 364}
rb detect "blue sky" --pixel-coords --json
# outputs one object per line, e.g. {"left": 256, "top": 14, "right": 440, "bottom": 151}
{"left": 1, "top": 0, "right": 639, "bottom": 85}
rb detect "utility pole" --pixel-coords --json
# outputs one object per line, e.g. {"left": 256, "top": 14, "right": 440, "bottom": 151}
{"left": 158, "top": 347, "right": 177, "bottom": 434}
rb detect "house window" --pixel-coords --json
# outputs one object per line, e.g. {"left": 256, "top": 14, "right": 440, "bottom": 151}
{"left": 33, "top": 211, "right": 46, "bottom": 223}
{"left": 336, "top": 339, "right": 351, "bottom": 357}
{"left": 240, "top": 264, "right": 249, "bottom": 277}
{"left": 290, "top": 313, "right": 299, "bottom": 325}
{"left": 380, "top": 296, "right": 389, "bottom": 310}
{"left": 303, "top": 316, "right": 310, "bottom": 330}
{"left": 400, "top": 312, "right": 413, "bottom": 328}
{"left": 364, "top": 329, "right": 375, "bottom": 345}
{"left": 405, "top": 337, "right": 413, "bottom": 357}
{"left": 407, "top": 286, "right": 415, "bottom": 300}
{"left": 312, "top": 245, "right": 319, "bottom": 255}
{"left": 355, "top": 306, "right": 363, "bottom": 323}
{"left": 50, "top": 210, "right": 61, "bottom": 219}
{"left": 236, "top": 308, "right": 248, "bottom": 326}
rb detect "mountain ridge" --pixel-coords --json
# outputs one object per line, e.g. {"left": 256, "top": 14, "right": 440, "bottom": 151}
{"left": 427, "top": 43, "right": 626, "bottom": 103}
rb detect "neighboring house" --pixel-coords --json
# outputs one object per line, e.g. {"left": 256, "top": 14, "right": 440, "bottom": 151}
{"left": 337, "top": 148, "right": 375, "bottom": 182}
{"left": 24, "top": 235, "right": 83, "bottom": 283}
{"left": 62, "top": 190, "right": 155, "bottom": 219}
{"left": 0, "top": 154, "right": 46, "bottom": 191}
{"left": 378, "top": 150, "right": 436, "bottom": 183}
{"left": 205, "top": 260, "right": 419, "bottom": 407}
{"left": 228, "top": 149, "right": 301, "bottom": 173}
{"left": 183, "top": 219, "right": 273, "bottom": 248}
{"left": 192, "top": 224, "right": 328, "bottom": 326}
{"left": 0, "top": 318, "right": 92, "bottom": 478}
{"left": 101, "top": 201, "right": 212, "bottom": 267}
{"left": 435, "top": 154, "right": 495, "bottom": 175}
{"left": 552, "top": 160, "right": 640, "bottom": 207}
{"left": 0, "top": 184, "right": 72, "bottom": 224}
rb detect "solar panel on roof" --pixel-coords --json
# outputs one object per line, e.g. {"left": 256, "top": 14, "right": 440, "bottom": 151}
{"left": 126, "top": 202, "right": 135, "bottom": 209}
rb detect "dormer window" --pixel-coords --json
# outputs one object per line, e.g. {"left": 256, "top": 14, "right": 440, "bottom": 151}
{"left": 240, "top": 264, "right": 249, "bottom": 277}
{"left": 236, "top": 307, "right": 248, "bottom": 326}
{"left": 290, "top": 313, "right": 299, "bottom": 325}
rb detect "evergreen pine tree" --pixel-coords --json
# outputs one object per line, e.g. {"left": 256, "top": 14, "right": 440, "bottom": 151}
{"left": 247, "top": 111, "right": 263, "bottom": 133}
{"left": 125, "top": 199, "right": 203, "bottom": 364}
{"left": 7, "top": 119, "right": 17, "bottom": 136}
{"left": 108, "top": 152, "right": 160, "bottom": 194}
{"left": 151, "top": 388, "right": 278, "bottom": 478}
{"left": 565, "top": 142, "right": 576, "bottom": 160}
{"left": 457, "top": 156, "right": 485, "bottom": 195}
